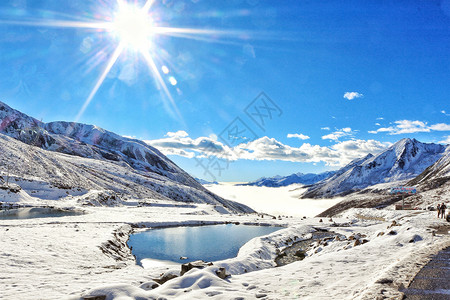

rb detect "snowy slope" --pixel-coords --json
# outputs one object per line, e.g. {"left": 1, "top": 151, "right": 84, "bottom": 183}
{"left": 0, "top": 101, "right": 196, "bottom": 186}
{"left": 408, "top": 145, "right": 450, "bottom": 189}
{"left": 0, "top": 101, "right": 253, "bottom": 213}
{"left": 302, "top": 138, "right": 446, "bottom": 198}
{"left": 238, "top": 171, "right": 336, "bottom": 187}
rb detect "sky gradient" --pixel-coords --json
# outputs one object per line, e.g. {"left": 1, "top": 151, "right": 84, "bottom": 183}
{"left": 1, "top": 0, "right": 450, "bottom": 181}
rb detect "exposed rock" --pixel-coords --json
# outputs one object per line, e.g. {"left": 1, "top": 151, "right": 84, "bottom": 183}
{"left": 139, "top": 280, "right": 159, "bottom": 291}
{"left": 294, "top": 250, "right": 306, "bottom": 259}
{"left": 408, "top": 235, "right": 423, "bottom": 243}
{"left": 387, "top": 220, "right": 400, "bottom": 229}
{"left": 255, "top": 293, "right": 267, "bottom": 298}
{"left": 153, "top": 270, "right": 179, "bottom": 285}
{"left": 215, "top": 267, "right": 229, "bottom": 279}
{"left": 375, "top": 278, "right": 394, "bottom": 284}
{"left": 180, "top": 260, "right": 213, "bottom": 276}
{"left": 98, "top": 225, "right": 133, "bottom": 263}
{"left": 83, "top": 296, "right": 106, "bottom": 300}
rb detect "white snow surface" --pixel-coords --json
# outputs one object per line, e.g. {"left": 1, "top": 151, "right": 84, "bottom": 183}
{"left": 1, "top": 185, "right": 449, "bottom": 300}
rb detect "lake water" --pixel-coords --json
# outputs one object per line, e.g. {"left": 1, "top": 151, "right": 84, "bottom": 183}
{"left": 128, "top": 224, "right": 283, "bottom": 266}
{"left": 0, "top": 207, "right": 84, "bottom": 220}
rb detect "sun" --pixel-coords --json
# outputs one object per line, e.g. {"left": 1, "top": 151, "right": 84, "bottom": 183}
{"left": 111, "top": 2, "right": 155, "bottom": 51}
{"left": 0, "top": 0, "right": 248, "bottom": 123}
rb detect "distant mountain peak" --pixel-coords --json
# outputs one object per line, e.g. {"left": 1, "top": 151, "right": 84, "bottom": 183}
{"left": 302, "top": 139, "right": 446, "bottom": 198}
{"left": 238, "top": 171, "right": 336, "bottom": 187}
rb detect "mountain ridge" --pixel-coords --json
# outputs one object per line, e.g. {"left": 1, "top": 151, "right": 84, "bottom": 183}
{"left": 0, "top": 100, "right": 253, "bottom": 213}
{"left": 302, "top": 138, "right": 446, "bottom": 198}
{"left": 238, "top": 171, "right": 336, "bottom": 187}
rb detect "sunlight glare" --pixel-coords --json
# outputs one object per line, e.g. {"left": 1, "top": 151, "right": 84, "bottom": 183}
{"left": 112, "top": 1, "right": 154, "bottom": 50}
{"left": 169, "top": 76, "right": 177, "bottom": 86}
{"left": 161, "top": 65, "right": 169, "bottom": 74}
{"left": 0, "top": 0, "right": 251, "bottom": 124}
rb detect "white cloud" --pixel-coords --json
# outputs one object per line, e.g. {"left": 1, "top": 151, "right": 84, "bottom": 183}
{"left": 369, "top": 120, "right": 450, "bottom": 135}
{"left": 322, "top": 127, "right": 354, "bottom": 141}
{"left": 441, "top": 110, "right": 450, "bottom": 116}
{"left": 376, "top": 117, "right": 384, "bottom": 120}
{"left": 322, "top": 132, "right": 346, "bottom": 141}
{"left": 343, "top": 92, "right": 363, "bottom": 100}
{"left": 330, "top": 139, "right": 391, "bottom": 164}
{"left": 439, "top": 135, "right": 450, "bottom": 144}
{"left": 233, "top": 137, "right": 389, "bottom": 166}
{"left": 321, "top": 127, "right": 330, "bottom": 131}
{"left": 146, "top": 131, "right": 390, "bottom": 167}
{"left": 167, "top": 130, "right": 189, "bottom": 138}
{"left": 375, "top": 123, "right": 381, "bottom": 126}
{"left": 287, "top": 133, "right": 310, "bottom": 140}
{"left": 429, "top": 123, "right": 450, "bottom": 131}
{"left": 145, "top": 132, "right": 235, "bottom": 159}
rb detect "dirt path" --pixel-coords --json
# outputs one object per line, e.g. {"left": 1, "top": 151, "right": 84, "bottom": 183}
{"left": 401, "top": 246, "right": 450, "bottom": 299}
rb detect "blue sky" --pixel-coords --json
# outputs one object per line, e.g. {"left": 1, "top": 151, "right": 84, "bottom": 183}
{"left": 1, "top": 0, "right": 450, "bottom": 182}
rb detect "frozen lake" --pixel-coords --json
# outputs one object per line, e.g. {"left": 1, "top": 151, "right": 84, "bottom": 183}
{"left": 0, "top": 207, "right": 83, "bottom": 219}
{"left": 128, "top": 224, "right": 283, "bottom": 266}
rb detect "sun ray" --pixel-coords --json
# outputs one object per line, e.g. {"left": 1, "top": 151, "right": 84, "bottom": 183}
{"left": 153, "top": 26, "right": 249, "bottom": 37}
{"left": 142, "top": 0, "right": 157, "bottom": 13}
{"left": 0, "top": 19, "right": 109, "bottom": 30}
{"left": 75, "top": 43, "right": 125, "bottom": 122}
{"left": 140, "top": 50, "right": 183, "bottom": 123}
{"left": 0, "top": 1, "right": 269, "bottom": 124}
{"left": 155, "top": 31, "right": 252, "bottom": 47}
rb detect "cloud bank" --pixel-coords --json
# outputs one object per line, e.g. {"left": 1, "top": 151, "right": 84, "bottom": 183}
{"left": 369, "top": 120, "right": 450, "bottom": 135}
{"left": 146, "top": 131, "right": 390, "bottom": 167}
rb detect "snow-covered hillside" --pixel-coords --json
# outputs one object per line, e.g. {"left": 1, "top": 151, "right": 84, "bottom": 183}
{"left": 408, "top": 145, "right": 450, "bottom": 190}
{"left": 0, "top": 101, "right": 253, "bottom": 213}
{"left": 238, "top": 171, "right": 336, "bottom": 187}
{"left": 302, "top": 138, "right": 446, "bottom": 198}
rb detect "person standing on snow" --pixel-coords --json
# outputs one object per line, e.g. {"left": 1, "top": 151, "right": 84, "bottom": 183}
{"left": 440, "top": 203, "right": 447, "bottom": 219}
{"left": 437, "top": 203, "right": 441, "bottom": 218}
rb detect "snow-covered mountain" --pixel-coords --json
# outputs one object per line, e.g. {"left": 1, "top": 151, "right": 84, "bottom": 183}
{"left": 302, "top": 138, "right": 446, "bottom": 198}
{"left": 195, "top": 178, "right": 219, "bottom": 185}
{"left": 408, "top": 145, "right": 450, "bottom": 189}
{"left": 0, "top": 101, "right": 253, "bottom": 213}
{"left": 238, "top": 171, "right": 336, "bottom": 187}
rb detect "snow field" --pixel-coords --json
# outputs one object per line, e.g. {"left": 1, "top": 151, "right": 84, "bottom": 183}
{"left": 78, "top": 208, "right": 449, "bottom": 300}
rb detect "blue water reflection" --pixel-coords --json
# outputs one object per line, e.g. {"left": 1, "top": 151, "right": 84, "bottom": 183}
{"left": 0, "top": 207, "right": 83, "bottom": 219}
{"left": 128, "top": 224, "right": 282, "bottom": 265}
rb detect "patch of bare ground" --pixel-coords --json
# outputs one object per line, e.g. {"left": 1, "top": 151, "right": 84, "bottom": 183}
{"left": 317, "top": 194, "right": 404, "bottom": 217}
